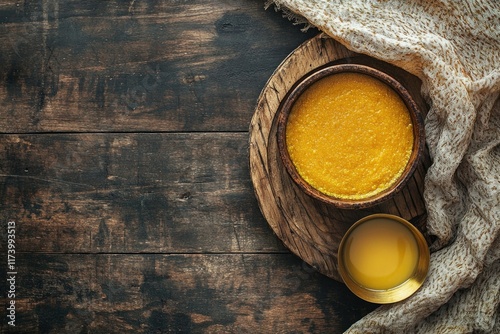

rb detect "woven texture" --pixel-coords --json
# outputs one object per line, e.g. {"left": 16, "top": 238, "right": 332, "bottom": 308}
{"left": 269, "top": 1, "right": 500, "bottom": 332}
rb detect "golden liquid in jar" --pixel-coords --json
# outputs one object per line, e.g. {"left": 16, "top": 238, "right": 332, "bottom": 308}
{"left": 343, "top": 218, "right": 419, "bottom": 290}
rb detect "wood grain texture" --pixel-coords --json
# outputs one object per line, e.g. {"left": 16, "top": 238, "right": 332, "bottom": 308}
{"left": 249, "top": 34, "right": 431, "bottom": 281}
{"left": 0, "top": 133, "right": 285, "bottom": 253}
{"left": 0, "top": 1, "right": 380, "bottom": 333}
{"left": 0, "top": 0, "right": 317, "bottom": 133}
{"left": 0, "top": 253, "right": 377, "bottom": 333}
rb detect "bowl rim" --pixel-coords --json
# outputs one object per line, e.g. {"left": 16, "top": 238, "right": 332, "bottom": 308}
{"left": 337, "top": 213, "right": 430, "bottom": 304}
{"left": 276, "top": 60, "right": 425, "bottom": 209}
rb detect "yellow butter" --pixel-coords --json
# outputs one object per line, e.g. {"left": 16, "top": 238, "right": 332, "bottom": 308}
{"left": 286, "top": 72, "right": 413, "bottom": 199}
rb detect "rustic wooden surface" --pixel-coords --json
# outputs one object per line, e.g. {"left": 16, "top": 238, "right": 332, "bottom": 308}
{"left": 249, "top": 35, "right": 432, "bottom": 282}
{"left": 0, "top": 1, "right": 381, "bottom": 333}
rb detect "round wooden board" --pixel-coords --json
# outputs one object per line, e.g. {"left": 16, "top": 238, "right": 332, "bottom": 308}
{"left": 249, "top": 34, "right": 431, "bottom": 281}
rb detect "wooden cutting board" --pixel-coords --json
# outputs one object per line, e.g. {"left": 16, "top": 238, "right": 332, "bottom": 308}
{"left": 249, "top": 33, "right": 431, "bottom": 281}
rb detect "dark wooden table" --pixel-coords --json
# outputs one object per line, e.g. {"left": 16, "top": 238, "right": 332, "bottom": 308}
{"left": 0, "top": 1, "right": 377, "bottom": 332}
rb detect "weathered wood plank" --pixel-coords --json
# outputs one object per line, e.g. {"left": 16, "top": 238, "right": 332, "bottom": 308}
{"left": 0, "top": 0, "right": 317, "bottom": 133}
{"left": 0, "top": 133, "right": 285, "bottom": 253}
{"left": 0, "top": 253, "right": 377, "bottom": 333}
{"left": 0, "top": 2, "right": 381, "bottom": 333}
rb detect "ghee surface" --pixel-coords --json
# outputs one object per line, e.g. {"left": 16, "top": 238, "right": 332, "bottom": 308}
{"left": 343, "top": 218, "right": 419, "bottom": 290}
{"left": 286, "top": 72, "right": 414, "bottom": 199}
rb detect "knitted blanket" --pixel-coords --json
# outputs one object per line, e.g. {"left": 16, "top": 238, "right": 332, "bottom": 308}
{"left": 268, "top": 1, "right": 500, "bottom": 332}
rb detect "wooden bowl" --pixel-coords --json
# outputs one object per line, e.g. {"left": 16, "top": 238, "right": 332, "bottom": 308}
{"left": 337, "top": 214, "right": 430, "bottom": 303}
{"left": 276, "top": 62, "right": 425, "bottom": 209}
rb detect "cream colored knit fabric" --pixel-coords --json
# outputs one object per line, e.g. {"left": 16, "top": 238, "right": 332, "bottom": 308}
{"left": 269, "top": 1, "right": 500, "bottom": 332}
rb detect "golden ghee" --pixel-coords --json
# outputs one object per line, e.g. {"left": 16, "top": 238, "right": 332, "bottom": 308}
{"left": 286, "top": 72, "right": 414, "bottom": 199}
{"left": 342, "top": 217, "right": 419, "bottom": 290}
